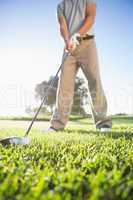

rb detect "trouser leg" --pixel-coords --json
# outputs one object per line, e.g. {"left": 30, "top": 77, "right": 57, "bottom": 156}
{"left": 78, "top": 39, "right": 112, "bottom": 127}
{"left": 50, "top": 54, "right": 79, "bottom": 130}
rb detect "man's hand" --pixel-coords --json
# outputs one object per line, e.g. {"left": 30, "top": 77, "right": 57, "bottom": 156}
{"left": 65, "top": 39, "right": 76, "bottom": 53}
{"left": 65, "top": 33, "right": 80, "bottom": 53}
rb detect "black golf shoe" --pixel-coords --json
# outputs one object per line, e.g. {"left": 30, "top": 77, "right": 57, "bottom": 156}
{"left": 96, "top": 119, "right": 112, "bottom": 132}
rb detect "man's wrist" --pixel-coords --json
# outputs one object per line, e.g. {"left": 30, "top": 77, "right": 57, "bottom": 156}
{"left": 64, "top": 35, "right": 70, "bottom": 43}
{"left": 77, "top": 31, "right": 87, "bottom": 37}
{"left": 64, "top": 38, "right": 69, "bottom": 43}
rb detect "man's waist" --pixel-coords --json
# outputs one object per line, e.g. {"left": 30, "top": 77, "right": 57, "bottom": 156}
{"left": 77, "top": 35, "right": 94, "bottom": 43}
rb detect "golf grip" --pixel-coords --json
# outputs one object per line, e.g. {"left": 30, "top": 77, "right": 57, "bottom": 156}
{"left": 25, "top": 52, "right": 70, "bottom": 136}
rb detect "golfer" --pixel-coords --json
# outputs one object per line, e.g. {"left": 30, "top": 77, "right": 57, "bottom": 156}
{"left": 47, "top": 0, "right": 112, "bottom": 132}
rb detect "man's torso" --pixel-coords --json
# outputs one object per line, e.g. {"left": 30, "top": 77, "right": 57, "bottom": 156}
{"left": 58, "top": 0, "right": 95, "bottom": 36}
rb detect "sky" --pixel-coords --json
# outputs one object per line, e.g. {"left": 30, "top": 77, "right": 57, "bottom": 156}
{"left": 0, "top": 0, "right": 133, "bottom": 116}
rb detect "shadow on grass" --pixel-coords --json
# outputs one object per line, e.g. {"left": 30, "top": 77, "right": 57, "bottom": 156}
{"left": 65, "top": 128, "right": 133, "bottom": 140}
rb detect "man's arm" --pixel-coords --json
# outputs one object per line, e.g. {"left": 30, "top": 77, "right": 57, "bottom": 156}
{"left": 78, "top": 3, "right": 96, "bottom": 36}
{"left": 57, "top": 2, "right": 72, "bottom": 51}
{"left": 58, "top": 15, "right": 76, "bottom": 52}
{"left": 58, "top": 15, "right": 70, "bottom": 45}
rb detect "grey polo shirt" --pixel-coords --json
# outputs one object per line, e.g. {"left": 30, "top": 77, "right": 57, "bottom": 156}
{"left": 57, "top": 0, "right": 96, "bottom": 36}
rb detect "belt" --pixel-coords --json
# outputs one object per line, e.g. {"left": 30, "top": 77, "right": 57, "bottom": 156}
{"left": 77, "top": 35, "right": 94, "bottom": 43}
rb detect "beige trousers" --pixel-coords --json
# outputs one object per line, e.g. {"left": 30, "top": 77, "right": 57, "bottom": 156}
{"left": 50, "top": 38, "right": 112, "bottom": 129}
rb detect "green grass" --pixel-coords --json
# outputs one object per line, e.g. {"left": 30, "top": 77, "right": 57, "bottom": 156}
{"left": 0, "top": 114, "right": 86, "bottom": 121}
{"left": 0, "top": 119, "right": 133, "bottom": 200}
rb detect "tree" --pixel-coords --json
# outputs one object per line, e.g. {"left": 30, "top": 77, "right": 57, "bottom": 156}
{"left": 71, "top": 77, "right": 88, "bottom": 115}
{"left": 35, "top": 76, "right": 89, "bottom": 115}
{"left": 35, "top": 76, "right": 58, "bottom": 113}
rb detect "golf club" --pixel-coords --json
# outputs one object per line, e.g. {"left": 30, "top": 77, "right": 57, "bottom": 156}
{"left": 0, "top": 52, "right": 70, "bottom": 146}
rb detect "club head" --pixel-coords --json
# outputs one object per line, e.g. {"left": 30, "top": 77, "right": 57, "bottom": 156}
{"left": 0, "top": 136, "right": 30, "bottom": 146}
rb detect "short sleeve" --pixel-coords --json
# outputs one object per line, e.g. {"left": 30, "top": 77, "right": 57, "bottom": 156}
{"left": 86, "top": 0, "right": 96, "bottom": 5}
{"left": 57, "top": 1, "right": 65, "bottom": 18}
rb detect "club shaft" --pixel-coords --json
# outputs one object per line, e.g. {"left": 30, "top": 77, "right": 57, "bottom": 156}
{"left": 25, "top": 52, "right": 69, "bottom": 136}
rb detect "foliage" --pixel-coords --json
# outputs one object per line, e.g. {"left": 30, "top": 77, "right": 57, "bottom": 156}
{"left": 35, "top": 76, "right": 88, "bottom": 115}
{"left": 35, "top": 76, "right": 58, "bottom": 114}
{"left": 71, "top": 77, "right": 88, "bottom": 115}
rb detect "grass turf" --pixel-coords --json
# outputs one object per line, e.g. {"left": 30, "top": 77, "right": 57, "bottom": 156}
{"left": 0, "top": 119, "right": 133, "bottom": 200}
